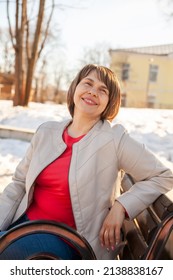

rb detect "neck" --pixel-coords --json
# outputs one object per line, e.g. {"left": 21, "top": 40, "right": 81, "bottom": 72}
{"left": 68, "top": 115, "right": 100, "bottom": 138}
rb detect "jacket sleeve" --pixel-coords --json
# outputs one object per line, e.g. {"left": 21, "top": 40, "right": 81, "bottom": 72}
{"left": 0, "top": 131, "right": 37, "bottom": 230}
{"left": 114, "top": 125, "right": 173, "bottom": 220}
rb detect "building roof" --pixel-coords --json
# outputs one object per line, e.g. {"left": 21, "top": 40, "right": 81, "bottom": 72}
{"left": 110, "top": 43, "right": 173, "bottom": 56}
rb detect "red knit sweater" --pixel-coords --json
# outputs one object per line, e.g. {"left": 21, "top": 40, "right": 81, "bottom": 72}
{"left": 26, "top": 129, "right": 85, "bottom": 229}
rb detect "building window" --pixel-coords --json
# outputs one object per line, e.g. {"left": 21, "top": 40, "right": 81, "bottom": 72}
{"left": 121, "top": 63, "right": 130, "bottom": 81}
{"left": 149, "top": 65, "right": 158, "bottom": 82}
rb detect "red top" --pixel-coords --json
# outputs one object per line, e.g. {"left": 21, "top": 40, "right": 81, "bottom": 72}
{"left": 26, "top": 128, "right": 85, "bottom": 229}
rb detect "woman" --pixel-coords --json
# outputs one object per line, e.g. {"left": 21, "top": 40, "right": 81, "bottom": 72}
{"left": 0, "top": 64, "right": 173, "bottom": 260}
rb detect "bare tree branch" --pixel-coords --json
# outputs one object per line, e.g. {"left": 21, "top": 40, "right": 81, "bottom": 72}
{"left": 25, "top": 4, "right": 30, "bottom": 61}
{"left": 30, "top": 0, "right": 45, "bottom": 62}
{"left": 37, "top": 0, "right": 55, "bottom": 59}
{"left": 4, "top": 0, "right": 73, "bottom": 106}
{"left": 6, "top": 0, "right": 16, "bottom": 49}
{"left": 24, "top": 0, "right": 46, "bottom": 105}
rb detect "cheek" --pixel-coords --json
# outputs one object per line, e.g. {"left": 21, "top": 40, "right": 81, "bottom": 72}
{"left": 73, "top": 89, "right": 79, "bottom": 104}
{"left": 100, "top": 99, "right": 109, "bottom": 116}
{"left": 102, "top": 98, "right": 109, "bottom": 110}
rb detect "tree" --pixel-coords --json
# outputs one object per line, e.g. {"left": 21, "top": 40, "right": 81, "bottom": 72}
{"left": 7, "top": 0, "right": 55, "bottom": 106}
{"left": 0, "top": 28, "right": 14, "bottom": 73}
{"left": 78, "top": 42, "right": 110, "bottom": 68}
{"left": 158, "top": 0, "right": 173, "bottom": 18}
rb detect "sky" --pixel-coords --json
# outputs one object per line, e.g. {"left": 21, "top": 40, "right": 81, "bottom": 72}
{"left": 0, "top": 100, "right": 173, "bottom": 193}
{"left": 57, "top": 0, "right": 173, "bottom": 63}
{"left": 0, "top": 0, "right": 173, "bottom": 68}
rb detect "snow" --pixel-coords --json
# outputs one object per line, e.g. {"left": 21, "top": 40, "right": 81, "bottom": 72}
{"left": 0, "top": 100, "right": 173, "bottom": 193}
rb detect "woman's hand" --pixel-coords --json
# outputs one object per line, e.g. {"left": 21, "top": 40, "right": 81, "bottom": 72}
{"left": 99, "top": 200, "right": 125, "bottom": 251}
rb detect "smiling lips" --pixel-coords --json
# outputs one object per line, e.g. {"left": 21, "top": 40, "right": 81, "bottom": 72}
{"left": 82, "top": 97, "right": 98, "bottom": 106}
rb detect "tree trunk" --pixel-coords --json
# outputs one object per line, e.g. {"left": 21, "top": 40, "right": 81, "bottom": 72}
{"left": 13, "top": 0, "right": 26, "bottom": 106}
{"left": 24, "top": 0, "right": 45, "bottom": 106}
{"left": 7, "top": 0, "right": 54, "bottom": 106}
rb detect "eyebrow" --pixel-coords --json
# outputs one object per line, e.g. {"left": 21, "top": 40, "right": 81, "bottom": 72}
{"left": 84, "top": 78, "right": 108, "bottom": 91}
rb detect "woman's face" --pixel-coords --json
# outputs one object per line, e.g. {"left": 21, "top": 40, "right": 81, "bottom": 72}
{"left": 73, "top": 70, "right": 109, "bottom": 120}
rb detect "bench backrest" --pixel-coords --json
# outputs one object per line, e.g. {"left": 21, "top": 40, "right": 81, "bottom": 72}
{"left": 121, "top": 173, "right": 173, "bottom": 260}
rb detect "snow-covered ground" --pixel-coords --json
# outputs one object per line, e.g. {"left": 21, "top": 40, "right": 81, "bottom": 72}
{"left": 0, "top": 100, "right": 173, "bottom": 192}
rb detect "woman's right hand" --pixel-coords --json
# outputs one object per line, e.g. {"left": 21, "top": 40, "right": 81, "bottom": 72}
{"left": 99, "top": 200, "right": 125, "bottom": 251}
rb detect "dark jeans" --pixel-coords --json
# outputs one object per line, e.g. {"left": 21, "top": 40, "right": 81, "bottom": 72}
{"left": 0, "top": 215, "right": 80, "bottom": 260}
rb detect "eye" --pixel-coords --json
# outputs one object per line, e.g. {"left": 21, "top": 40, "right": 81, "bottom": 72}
{"left": 84, "top": 81, "right": 92, "bottom": 86}
{"left": 99, "top": 88, "right": 108, "bottom": 96}
{"left": 101, "top": 89, "right": 106, "bottom": 94}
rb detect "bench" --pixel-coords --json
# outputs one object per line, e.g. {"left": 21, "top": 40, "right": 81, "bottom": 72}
{"left": 120, "top": 173, "right": 173, "bottom": 260}
{"left": 0, "top": 173, "right": 172, "bottom": 260}
{"left": 0, "top": 220, "right": 96, "bottom": 260}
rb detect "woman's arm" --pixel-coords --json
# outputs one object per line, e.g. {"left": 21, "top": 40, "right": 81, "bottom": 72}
{"left": 0, "top": 132, "right": 36, "bottom": 230}
{"left": 116, "top": 129, "right": 173, "bottom": 219}
{"left": 99, "top": 125, "right": 173, "bottom": 251}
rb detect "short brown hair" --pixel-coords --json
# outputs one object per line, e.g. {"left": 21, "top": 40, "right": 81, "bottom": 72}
{"left": 67, "top": 64, "right": 121, "bottom": 121}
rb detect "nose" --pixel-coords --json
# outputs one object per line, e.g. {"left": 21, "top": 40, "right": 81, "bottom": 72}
{"left": 89, "top": 88, "right": 98, "bottom": 97}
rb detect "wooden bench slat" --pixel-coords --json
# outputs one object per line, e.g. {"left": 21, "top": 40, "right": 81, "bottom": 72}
{"left": 121, "top": 173, "right": 173, "bottom": 260}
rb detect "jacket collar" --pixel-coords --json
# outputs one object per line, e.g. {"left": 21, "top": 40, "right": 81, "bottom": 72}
{"left": 41, "top": 118, "right": 111, "bottom": 163}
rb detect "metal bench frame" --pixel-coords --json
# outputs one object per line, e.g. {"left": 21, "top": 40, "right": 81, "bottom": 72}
{"left": 0, "top": 220, "right": 96, "bottom": 260}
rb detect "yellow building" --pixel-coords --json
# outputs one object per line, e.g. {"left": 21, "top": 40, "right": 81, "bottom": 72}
{"left": 109, "top": 44, "right": 173, "bottom": 108}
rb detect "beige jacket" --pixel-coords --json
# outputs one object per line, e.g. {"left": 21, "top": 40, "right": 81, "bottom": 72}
{"left": 0, "top": 119, "right": 173, "bottom": 259}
